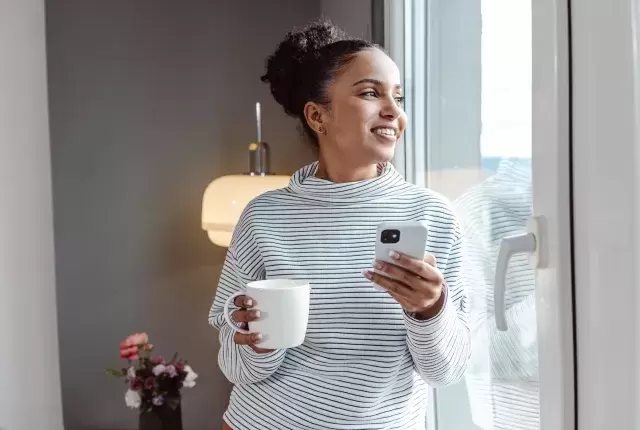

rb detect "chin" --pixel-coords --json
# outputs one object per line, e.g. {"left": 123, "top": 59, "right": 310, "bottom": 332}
{"left": 371, "top": 146, "right": 396, "bottom": 164}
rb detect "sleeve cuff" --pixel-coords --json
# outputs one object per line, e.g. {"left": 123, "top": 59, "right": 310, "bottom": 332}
{"left": 404, "top": 283, "right": 457, "bottom": 336}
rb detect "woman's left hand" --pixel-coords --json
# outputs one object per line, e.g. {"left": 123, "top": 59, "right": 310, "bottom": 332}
{"left": 364, "top": 252, "right": 446, "bottom": 320}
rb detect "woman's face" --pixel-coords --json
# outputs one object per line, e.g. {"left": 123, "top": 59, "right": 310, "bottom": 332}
{"left": 318, "top": 48, "right": 407, "bottom": 166}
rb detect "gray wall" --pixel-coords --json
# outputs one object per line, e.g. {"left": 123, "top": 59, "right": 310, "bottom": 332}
{"left": 321, "top": 0, "right": 372, "bottom": 40}
{"left": 0, "top": 0, "right": 63, "bottom": 429}
{"left": 46, "top": 1, "right": 320, "bottom": 429}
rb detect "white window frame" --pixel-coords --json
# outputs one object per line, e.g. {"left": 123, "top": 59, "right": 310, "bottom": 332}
{"left": 571, "top": 0, "right": 640, "bottom": 428}
{"left": 385, "top": 0, "right": 427, "bottom": 188}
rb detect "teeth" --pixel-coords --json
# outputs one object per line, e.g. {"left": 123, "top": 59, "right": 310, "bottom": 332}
{"left": 373, "top": 128, "right": 397, "bottom": 136}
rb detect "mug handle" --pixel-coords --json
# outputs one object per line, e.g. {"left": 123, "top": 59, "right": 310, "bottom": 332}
{"left": 223, "top": 291, "right": 251, "bottom": 334}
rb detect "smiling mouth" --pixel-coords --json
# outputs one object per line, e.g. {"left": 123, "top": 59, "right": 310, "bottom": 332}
{"left": 371, "top": 127, "right": 399, "bottom": 141}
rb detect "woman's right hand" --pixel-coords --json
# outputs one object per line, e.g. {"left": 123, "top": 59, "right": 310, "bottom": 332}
{"left": 231, "top": 295, "right": 275, "bottom": 354}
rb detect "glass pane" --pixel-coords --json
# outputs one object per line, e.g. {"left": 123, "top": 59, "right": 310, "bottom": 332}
{"left": 408, "top": 0, "right": 537, "bottom": 429}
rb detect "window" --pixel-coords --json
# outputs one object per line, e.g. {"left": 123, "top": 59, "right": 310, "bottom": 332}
{"left": 386, "top": 1, "right": 537, "bottom": 429}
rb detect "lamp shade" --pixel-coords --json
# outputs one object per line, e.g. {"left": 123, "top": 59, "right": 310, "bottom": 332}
{"left": 201, "top": 174, "right": 290, "bottom": 247}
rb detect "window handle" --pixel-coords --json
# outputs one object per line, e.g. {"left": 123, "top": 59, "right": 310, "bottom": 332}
{"left": 494, "top": 216, "right": 545, "bottom": 331}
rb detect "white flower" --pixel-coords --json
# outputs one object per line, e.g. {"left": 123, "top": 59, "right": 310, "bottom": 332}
{"left": 183, "top": 365, "right": 198, "bottom": 388}
{"left": 127, "top": 366, "right": 136, "bottom": 379}
{"left": 152, "top": 364, "right": 166, "bottom": 376}
{"left": 125, "top": 389, "right": 141, "bottom": 409}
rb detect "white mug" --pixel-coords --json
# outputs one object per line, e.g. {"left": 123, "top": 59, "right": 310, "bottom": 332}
{"left": 224, "top": 279, "right": 311, "bottom": 350}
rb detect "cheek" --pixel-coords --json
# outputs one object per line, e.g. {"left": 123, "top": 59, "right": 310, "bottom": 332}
{"left": 398, "top": 111, "right": 408, "bottom": 134}
{"left": 332, "top": 102, "right": 372, "bottom": 136}
{"left": 347, "top": 100, "right": 375, "bottom": 125}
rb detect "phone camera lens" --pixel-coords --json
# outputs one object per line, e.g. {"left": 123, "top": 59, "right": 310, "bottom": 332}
{"left": 381, "top": 229, "right": 401, "bottom": 244}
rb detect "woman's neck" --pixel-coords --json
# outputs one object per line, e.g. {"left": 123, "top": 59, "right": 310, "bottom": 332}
{"left": 315, "top": 162, "right": 378, "bottom": 183}
{"left": 315, "top": 155, "right": 378, "bottom": 183}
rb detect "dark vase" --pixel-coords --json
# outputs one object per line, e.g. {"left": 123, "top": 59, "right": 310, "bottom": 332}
{"left": 139, "top": 402, "right": 183, "bottom": 430}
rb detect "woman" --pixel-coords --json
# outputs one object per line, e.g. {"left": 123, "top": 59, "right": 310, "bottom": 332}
{"left": 209, "top": 19, "right": 471, "bottom": 430}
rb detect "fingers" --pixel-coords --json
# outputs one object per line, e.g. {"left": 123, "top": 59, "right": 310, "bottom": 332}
{"left": 386, "top": 251, "right": 443, "bottom": 284}
{"left": 230, "top": 295, "right": 260, "bottom": 323}
{"left": 233, "top": 332, "right": 275, "bottom": 354}
{"left": 373, "top": 260, "right": 422, "bottom": 289}
{"left": 231, "top": 308, "right": 261, "bottom": 324}
{"left": 230, "top": 294, "right": 273, "bottom": 353}
{"left": 424, "top": 253, "right": 437, "bottom": 267}
{"left": 363, "top": 269, "right": 413, "bottom": 299}
{"left": 364, "top": 268, "right": 443, "bottom": 313}
{"left": 233, "top": 295, "right": 255, "bottom": 308}
{"left": 234, "top": 331, "right": 264, "bottom": 346}
{"left": 365, "top": 253, "right": 446, "bottom": 315}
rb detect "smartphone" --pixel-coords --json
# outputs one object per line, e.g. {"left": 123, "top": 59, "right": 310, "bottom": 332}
{"left": 372, "top": 221, "right": 429, "bottom": 291}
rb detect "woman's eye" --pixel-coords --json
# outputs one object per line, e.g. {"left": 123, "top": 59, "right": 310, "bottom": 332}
{"left": 395, "top": 96, "right": 405, "bottom": 105}
{"left": 361, "top": 91, "right": 378, "bottom": 98}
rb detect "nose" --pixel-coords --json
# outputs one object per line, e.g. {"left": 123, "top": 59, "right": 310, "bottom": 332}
{"left": 379, "top": 95, "right": 403, "bottom": 120}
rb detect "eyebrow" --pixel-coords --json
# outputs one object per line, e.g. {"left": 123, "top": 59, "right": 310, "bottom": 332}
{"left": 352, "top": 78, "right": 402, "bottom": 90}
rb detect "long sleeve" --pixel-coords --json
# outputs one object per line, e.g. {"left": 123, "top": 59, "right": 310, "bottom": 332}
{"left": 470, "top": 293, "right": 538, "bottom": 380}
{"left": 208, "top": 208, "right": 287, "bottom": 385}
{"left": 404, "top": 233, "right": 472, "bottom": 387}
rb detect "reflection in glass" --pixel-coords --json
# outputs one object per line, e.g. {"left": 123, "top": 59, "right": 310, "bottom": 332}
{"left": 407, "top": 0, "right": 538, "bottom": 428}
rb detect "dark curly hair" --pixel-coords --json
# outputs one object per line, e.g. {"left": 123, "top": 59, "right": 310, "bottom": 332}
{"left": 261, "top": 18, "right": 381, "bottom": 147}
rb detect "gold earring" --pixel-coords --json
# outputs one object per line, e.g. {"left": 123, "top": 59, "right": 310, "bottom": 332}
{"left": 318, "top": 126, "right": 325, "bottom": 134}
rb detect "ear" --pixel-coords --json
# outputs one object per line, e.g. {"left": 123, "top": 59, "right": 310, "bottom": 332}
{"left": 303, "top": 101, "right": 329, "bottom": 135}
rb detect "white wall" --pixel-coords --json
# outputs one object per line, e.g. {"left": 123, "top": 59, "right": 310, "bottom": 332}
{"left": 321, "top": 0, "right": 372, "bottom": 39}
{"left": 0, "top": 0, "right": 63, "bottom": 429}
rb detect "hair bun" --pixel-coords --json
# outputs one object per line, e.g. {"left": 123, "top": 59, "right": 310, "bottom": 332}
{"left": 261, "top": 18, "right": 349, "bottom": 117}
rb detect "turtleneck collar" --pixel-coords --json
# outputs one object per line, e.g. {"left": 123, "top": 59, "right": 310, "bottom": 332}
{"left": 490, "top": 158, "right": 532, "bottom": 220}
{"left": 287, "top": 161, "right": 411, "bottom": 204}
{"left": 495, "top": 157, "right": 531, "bottom": 184}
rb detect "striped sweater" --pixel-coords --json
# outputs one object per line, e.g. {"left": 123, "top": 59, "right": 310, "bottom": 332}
{"left": 454, "top": 159, "right": 538, "bottom": 430}
{"left": 209, "top": 162, "right": 471, "bottom": 430}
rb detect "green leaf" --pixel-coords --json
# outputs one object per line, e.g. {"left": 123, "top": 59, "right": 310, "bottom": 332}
{"left": 105, "top": 368, "right": 126, "bottom": 377}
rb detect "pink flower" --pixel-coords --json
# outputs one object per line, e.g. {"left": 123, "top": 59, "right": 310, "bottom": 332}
{"left": 119, "top": 332, "right": 149, "bottom": 348}
{"left": 165, "top": 364, "right": 177, "bottom": 378}
{"left": 130, "top": 377, "right": 142, "bottom": 390}
{"left": 119, "top": 332, "right": 149, "bottom": 360}
{"left": 175, "top": 361, "right": 185, "bottom": 373}
{"left": 119, "top": 346, "right": 139, "bottom": 360}
{"left": 151, "top": 356, "right": 164, "bottom": 365}
{"left": 144, "top": 377, "right": 156, "bottom": 390}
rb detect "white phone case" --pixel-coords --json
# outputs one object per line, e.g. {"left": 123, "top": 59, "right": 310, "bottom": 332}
{"left": 372, "top": 221, "right": 429, "bottom": 291}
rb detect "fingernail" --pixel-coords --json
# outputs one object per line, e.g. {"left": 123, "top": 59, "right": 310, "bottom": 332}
{"left": 244, "top": 298, "right": 253, "bottom": 307}
{"left": 373, "top": 261, "right": 383, "bottom": 270}
{"left": 253, "top": 333, "right": 263, "bottom": 341}
{"left": 250, "top": 310, "right": 261, "bottom": 318}
{"left": 389, "top": 251, "right": 400, "bottom": 260}
{"left": 363, "top": 269, "right": 373, "bottom": 280}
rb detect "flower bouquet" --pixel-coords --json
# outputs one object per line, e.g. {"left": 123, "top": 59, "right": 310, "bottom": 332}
{"left": 106, "top": 332, "right": 197, "bottom": 430}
